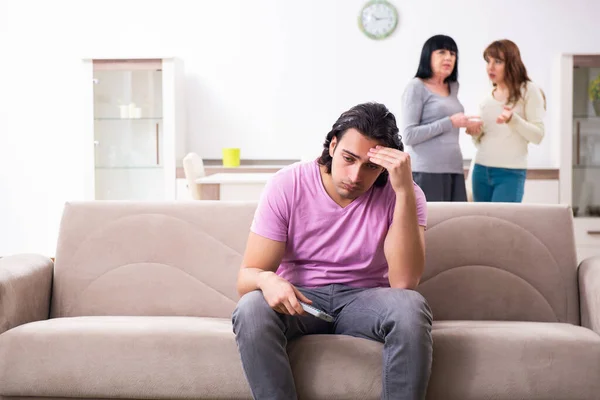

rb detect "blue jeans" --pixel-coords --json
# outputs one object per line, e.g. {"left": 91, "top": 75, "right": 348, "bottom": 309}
{"left": 472, "top": 163, "right": 526, "bottom": 202}
{"left": 232, "top": 285, "right": 433, "bottom": 400}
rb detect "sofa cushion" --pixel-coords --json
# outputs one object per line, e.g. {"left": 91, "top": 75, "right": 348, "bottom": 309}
{"left": 290, "top": 321, "right": 600, "bottom": 400}
{"left": 0, "top": 317, "right": 250, "bottom": 399}
{"left": 421, "top": 203, "right": 579, "bottom": 324}
{"left": 51, "top": 202, "right": 254, "bottom": 319}
{"left": 1, "top": 318, "right": 599, "bottom": 400}
{"left": 426, "top": 321, "right": 600, "bottom": 400}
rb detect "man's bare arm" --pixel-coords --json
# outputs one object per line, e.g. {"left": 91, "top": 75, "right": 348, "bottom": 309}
{"left": 367, "top": 146, "right": 426, "bottom": 290}
{"left": 236, "top": 232, "right": 312, "bottom": 315}
{"left": 236, "top": 232, "right": 286, "bottom": 296}
{"left": 384, "top": 192, "right": 426, "bottom": 289}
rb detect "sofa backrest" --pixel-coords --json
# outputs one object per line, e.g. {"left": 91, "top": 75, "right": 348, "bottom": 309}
{"left": 51, "top": 201, "right": 254, "bottom": 319}
{"left": 51, "top": 201, "right": 579, "bottom": 325}
{"left": 420, "top": 203, "right": 578, "bottom": 324}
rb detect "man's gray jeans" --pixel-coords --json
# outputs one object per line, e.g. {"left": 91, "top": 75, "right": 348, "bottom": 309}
{"left": 232, "top": 284, "right": 433, "bottom": 400}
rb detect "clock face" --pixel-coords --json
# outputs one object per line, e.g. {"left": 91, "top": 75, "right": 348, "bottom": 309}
{"left": 359, "top": 1, "right": 398, "bottom": 40}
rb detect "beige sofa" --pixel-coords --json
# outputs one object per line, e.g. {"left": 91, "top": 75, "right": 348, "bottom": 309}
{"left": 1, "top": 201, "right": 599, "bottom": 400}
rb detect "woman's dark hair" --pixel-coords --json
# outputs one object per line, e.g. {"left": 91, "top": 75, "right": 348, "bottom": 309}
{"left": 318, "top": 102, "right": 403, "bottom": 187}
{"left": 415, "top": 34, "right": 459, "bottom": 83}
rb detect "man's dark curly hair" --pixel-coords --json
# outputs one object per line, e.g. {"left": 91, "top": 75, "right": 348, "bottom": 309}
{"left": 318, "top": 102, "right": 404, "bottom": 187}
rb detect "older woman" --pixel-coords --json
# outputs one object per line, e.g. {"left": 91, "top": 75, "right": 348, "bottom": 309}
{"left": 466, "top": 39, "right": 545, "bottom": 203}
{"left": 401, "top": 34, "right": 481, "bottom": 202}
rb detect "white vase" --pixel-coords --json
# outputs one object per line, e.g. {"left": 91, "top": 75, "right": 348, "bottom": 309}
{"left": 119, "top": 105, "right": 129, "bottom": 119}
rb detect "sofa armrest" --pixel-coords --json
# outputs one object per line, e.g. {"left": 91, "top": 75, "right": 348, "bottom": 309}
{"left": 0, "top": 254, "right": 53, "bottom": 335}
{"left": 579, "top": 255, "right": 600, "bottom": 335}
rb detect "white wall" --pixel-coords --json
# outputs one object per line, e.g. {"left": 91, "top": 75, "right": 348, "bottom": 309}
{"left": 1, "top": 0, "right": 600, "bottom": 256}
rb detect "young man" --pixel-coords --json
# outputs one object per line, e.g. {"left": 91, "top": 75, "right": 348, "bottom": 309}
{"left": 232, "top": 102, "right": 432, "bottom": 400}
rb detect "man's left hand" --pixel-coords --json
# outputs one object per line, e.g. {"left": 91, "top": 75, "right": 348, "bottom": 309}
{"left": 368, "top": 146, "right": 413, "bottom": 194}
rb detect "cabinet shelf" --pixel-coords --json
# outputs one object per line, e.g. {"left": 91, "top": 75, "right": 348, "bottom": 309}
{"left": 94, "top": 117, "right": 163, "bottom": 121}
{"left": 95, "top": 166, "right": 161, "bottom": 170}
{"left": 573, "top": 165, "right": 600, "bottom": 169}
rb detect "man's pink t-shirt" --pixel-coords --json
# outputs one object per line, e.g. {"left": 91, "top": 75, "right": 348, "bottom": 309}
{"left": 250, "top": 160, "right": 427, "bottom": 288}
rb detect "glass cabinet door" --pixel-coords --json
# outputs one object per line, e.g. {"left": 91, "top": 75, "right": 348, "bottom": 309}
{"left": 93, "top": 59, "right": 164, "bottom": 200}
{"left": 572, "top": 56, "right": 600, "bottom": 217}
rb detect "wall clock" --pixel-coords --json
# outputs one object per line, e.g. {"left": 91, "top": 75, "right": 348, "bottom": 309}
{"left": 359, "top": 0, "right": 399, "bottom": 40}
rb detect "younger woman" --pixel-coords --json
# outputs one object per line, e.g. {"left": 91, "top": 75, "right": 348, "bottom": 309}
{"left": 467, "top": 39, "right": 545, "bottom": 202}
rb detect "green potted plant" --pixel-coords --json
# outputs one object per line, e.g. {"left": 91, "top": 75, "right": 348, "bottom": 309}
{"left": 589, "top": 74, "right": 600, "bottom": 116}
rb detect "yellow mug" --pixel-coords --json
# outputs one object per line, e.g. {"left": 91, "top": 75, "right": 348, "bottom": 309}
{"left": 222, "top": 148, "right": 241, "bottom": 167}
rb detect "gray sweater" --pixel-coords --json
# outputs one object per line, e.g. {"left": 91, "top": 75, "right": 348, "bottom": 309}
{"left": 400, "top": 78, "right": 464, "bottom": 174}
